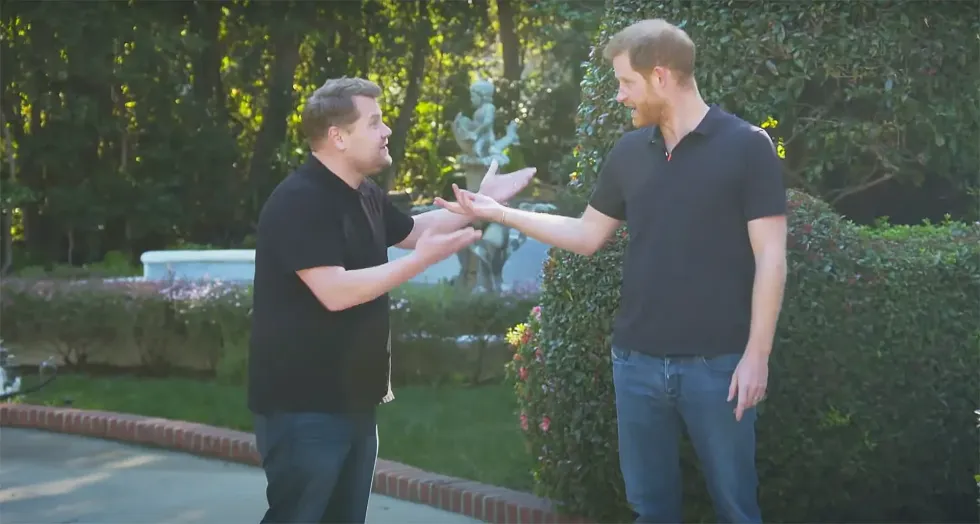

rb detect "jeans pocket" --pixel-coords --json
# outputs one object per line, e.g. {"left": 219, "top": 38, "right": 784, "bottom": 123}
{"left": 699, "top": 353, "right": 742, "bottom": 374}
{"left": 610, "top": 345, "right": 632, "bottom": 363}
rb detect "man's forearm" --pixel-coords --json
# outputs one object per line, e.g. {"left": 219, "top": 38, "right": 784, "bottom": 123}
{"left": 498, "top": 207, "right": 595, "bottom": 255}
{"left": 745, "top": 252, "right": 787, "bottom": 356}
{"left": 301, "top": 252, "right": 432, "bottom": 312}
{"left": 414, "top": 208, "right": 475, "bottom": 236}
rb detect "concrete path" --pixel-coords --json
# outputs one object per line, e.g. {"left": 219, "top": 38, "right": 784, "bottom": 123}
{"left": 0, "top": 428, "right": 483, "bottom": 523}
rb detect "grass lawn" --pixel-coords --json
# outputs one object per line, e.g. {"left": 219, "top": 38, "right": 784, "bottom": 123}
{"left": 21, "top": 373, "right": 535, "bottom": 492}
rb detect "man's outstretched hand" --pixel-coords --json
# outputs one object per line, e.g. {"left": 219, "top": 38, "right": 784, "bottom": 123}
{"left": 476, "top": 159, "right": 536, "bottom": 203}
{"left": 434, "top": 184, "right": 506, "bottom": 223}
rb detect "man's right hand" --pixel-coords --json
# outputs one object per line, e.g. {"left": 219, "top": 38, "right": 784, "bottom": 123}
{"left": 434, "top": 184, "right": 506, "bottom": 222}
{"left": 414, "top": 226, "right": 483, "bottom": 264}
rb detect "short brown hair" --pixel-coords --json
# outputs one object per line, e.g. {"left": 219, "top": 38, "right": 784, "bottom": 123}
{"left": 301, "top": 77, "right": 382, "bottom": 146}
{"left": 603, "top": 19, "right": 696, "bottom": 84}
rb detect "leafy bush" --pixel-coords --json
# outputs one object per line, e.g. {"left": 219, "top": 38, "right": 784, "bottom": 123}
{"left": 507, "top": 2, "right": 980, "bottom": 521}
{"left": 0, "top": 277, "right": 537, "bottom": 387}
{"left": 391, "top": 283, "right": 539, "bottom": 385}
{"left": 566, "top": 0, "right": 978, "bottom": 213}
{"left": 506, "top": 190, "right": 980, "bottom": 522}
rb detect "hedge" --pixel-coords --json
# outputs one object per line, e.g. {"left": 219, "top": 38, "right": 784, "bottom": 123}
{"left": 506, "top": 191, "right": 980, "bottom": 522}
{"left": 503, "top": 1, "right": 980, "bottom": 521}
{"left": 0, "top": 277, "right": 538, "bottom": 387}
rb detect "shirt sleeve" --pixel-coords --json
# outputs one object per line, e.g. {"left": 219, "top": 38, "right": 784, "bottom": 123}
{"left": 383, "top": 192, "right": 416, "bottom": 247}
{"left": 740, "top": 128, "right": 787, "bottom": 221}
{"left": 264, "top": 188, "right": 346, "bottom": 272}
{"left": 587, "top": 145, "right": 627, "bottom": 221}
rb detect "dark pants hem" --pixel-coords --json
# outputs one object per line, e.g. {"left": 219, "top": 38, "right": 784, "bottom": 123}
{"left": 254, "top": 409, "right": 378, "bottom": 524}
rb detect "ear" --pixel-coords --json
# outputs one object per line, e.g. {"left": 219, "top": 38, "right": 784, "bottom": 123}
{"left": 648, "top": 66, "right": 669, "bottom": 89}
{"left": 326, "top": 125, "right": 346, "bottom": 151}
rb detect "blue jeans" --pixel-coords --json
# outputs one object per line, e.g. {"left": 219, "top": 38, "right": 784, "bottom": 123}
{"left": 253, "top": 410, "right": 378, "bottom": 523}
{"left": 611, "top": 346, "right": 762, "bottom": 523}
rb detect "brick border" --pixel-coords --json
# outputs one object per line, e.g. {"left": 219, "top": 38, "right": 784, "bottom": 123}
{"left": 0, "top": 403, "right": 590, "bottom": 524}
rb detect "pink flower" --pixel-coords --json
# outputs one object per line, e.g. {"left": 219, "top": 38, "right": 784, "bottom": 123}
{"left": 531, "top": 305, "right": 542, "bottom": 320}
{"left": 539, "top": 416, "right": 551, "bottom": 432}
{"left": 520, "top": 413, "right": 529, "bottom": 431}
{"left": 519, "top": 367, "right": 528, "bottom": 381}
{"left": 535, "top": 349, "right": 543, "bottom": 361}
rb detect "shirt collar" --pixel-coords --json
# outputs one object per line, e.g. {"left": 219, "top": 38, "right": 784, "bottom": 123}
{"left": 300, "top": 153, "right": 362, "bottom": 200}
{"left": 649, "top": 103, "right": 725, "bottom": 145}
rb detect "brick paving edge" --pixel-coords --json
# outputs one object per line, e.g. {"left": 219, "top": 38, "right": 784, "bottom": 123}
{"left": 0, "top": 403, "right": 592, "bottom": 524}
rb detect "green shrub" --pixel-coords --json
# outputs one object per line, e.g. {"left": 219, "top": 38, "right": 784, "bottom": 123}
{"left": 391, "top": 284, "right": 539, "bottom": 385}
{"left": 566, "top": 0, "right": 978, "bottom": 213}
{"left": 507, "top": 2, "right": 980, "bottom": 521}
{"left": 506, "top": 190, "right": 980, "bottom": 522}
{"left": 0, "top": 277, "right": 538, "bottom": 388}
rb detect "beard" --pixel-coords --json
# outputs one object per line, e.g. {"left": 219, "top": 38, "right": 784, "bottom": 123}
{"left": 631, "top": 96, "right": 667, "bottom": 128}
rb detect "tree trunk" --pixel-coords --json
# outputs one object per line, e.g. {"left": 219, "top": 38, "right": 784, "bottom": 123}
{"left": 383, "top": 0, "right": 432, "bottom": 190}
{"left": 246, "top": 22, "right": 302, "bottom": 214}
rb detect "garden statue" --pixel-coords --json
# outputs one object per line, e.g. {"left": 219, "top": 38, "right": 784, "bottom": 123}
{"left": 451, "top": 77, "right": 520, "bottom": 192}
{"left": 440, "top": 76, "right": 555, "bottom": 292}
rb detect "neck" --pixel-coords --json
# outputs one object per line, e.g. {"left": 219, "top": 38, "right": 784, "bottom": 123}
{"left": 659, "top": 89, "right": 710, "bottom": 149}
{"left": 311, "top": 150, "right": 363, "bottom": 189}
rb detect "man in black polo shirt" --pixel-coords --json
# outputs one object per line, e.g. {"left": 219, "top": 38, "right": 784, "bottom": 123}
{"left": 247, "top": 77, "right": 535, "bottom": 524}
{"left": 436, "top": 19, "right": 787, "bottom": 524}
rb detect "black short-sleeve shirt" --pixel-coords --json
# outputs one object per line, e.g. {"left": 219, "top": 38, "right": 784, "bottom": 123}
{"left": 589, "top": 105, "right": 786, "bottom": 357}
{"left": 247, "top": 154, "right": 415, "bottom": 414}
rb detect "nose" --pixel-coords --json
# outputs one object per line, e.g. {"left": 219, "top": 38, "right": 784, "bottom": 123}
{"left": 616, "top": 90, "right": 627, "bottom": 103}
{"left": 382, "top": 123, "right": 392, "bottom": 137}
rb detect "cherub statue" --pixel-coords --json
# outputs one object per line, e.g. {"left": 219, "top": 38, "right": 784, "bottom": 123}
{"left": 452, "top": 78, "right": 520, "bottom": 168}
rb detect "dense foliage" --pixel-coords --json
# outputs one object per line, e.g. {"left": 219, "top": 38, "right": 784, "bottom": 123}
{"left": 0, "top": 278, "right": 537, "bottom": 388}
{"left": 508, "top": 192, "right": 980, "bottom": 522}
{"left": 567, "top": 0, "right": 978, "bottom": 224}
{"left": 0, "top": 0, "right": 602, "bottom": 271}
{"left": 507, "top": 1, "right": 980, "bottom": 522}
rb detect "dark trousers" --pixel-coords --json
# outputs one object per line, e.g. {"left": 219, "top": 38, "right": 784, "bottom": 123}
{"left": 253, "top": 410, "right": 378, "bottom": 524}
{"left": 612, "top": 347, "right": 762, "bottom": 523}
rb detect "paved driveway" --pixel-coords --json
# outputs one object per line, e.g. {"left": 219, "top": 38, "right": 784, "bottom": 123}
{"left": 0, "top": 428, "right": 482, "bottom": 523}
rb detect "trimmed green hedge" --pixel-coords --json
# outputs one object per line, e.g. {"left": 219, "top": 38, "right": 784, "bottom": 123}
{"left": 505, "top": 1, "right": 980, "bottom": 521}
{"left": 0, "top": 278, "right": 536, "bottom": 387}
{"left": 507, "top": 193, "right": 980, "bottom": 522}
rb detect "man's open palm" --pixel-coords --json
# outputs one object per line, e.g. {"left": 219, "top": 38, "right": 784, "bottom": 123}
{"left": 478, "top": 160, "right": 536, "bottom": 203}
{"left": 434, "top": 184, "right": 504, "bottom": 222}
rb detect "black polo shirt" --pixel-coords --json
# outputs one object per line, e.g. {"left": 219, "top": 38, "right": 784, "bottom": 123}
{"left": 247, "top": 154, "right": 415, "bottom": 415}
{"left": 589, "top": 105, "right": 786, "bottom": 357}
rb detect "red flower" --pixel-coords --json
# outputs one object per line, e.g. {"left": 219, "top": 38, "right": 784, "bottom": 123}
{"left": 513, "top": 353, "right": 522, "bottom": 361}
{"left": 539, "top": 416, "right": 551, "bottom": 432}
{"left": 519, "top": 367, "right": 528, "bottom": 381}
{"left": 520, "top": 413, "right": 529, "bottom": 431}
{"left": 521, "top": 328, "right": 533, "bottom": 345}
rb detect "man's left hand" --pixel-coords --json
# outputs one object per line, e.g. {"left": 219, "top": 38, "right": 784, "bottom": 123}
{"left": 728, "top": 348, "right": 770, "bottom": 422}
{"left": 477, "top": 161, "right": 536, "bottom": 203}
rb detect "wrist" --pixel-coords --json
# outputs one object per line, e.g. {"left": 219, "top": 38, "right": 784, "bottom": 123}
{"left": 406, "top": 249, "right": 436, "bottom": 267}
{"left": 744, "top": 339, "right": 772, "bottom": 358}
